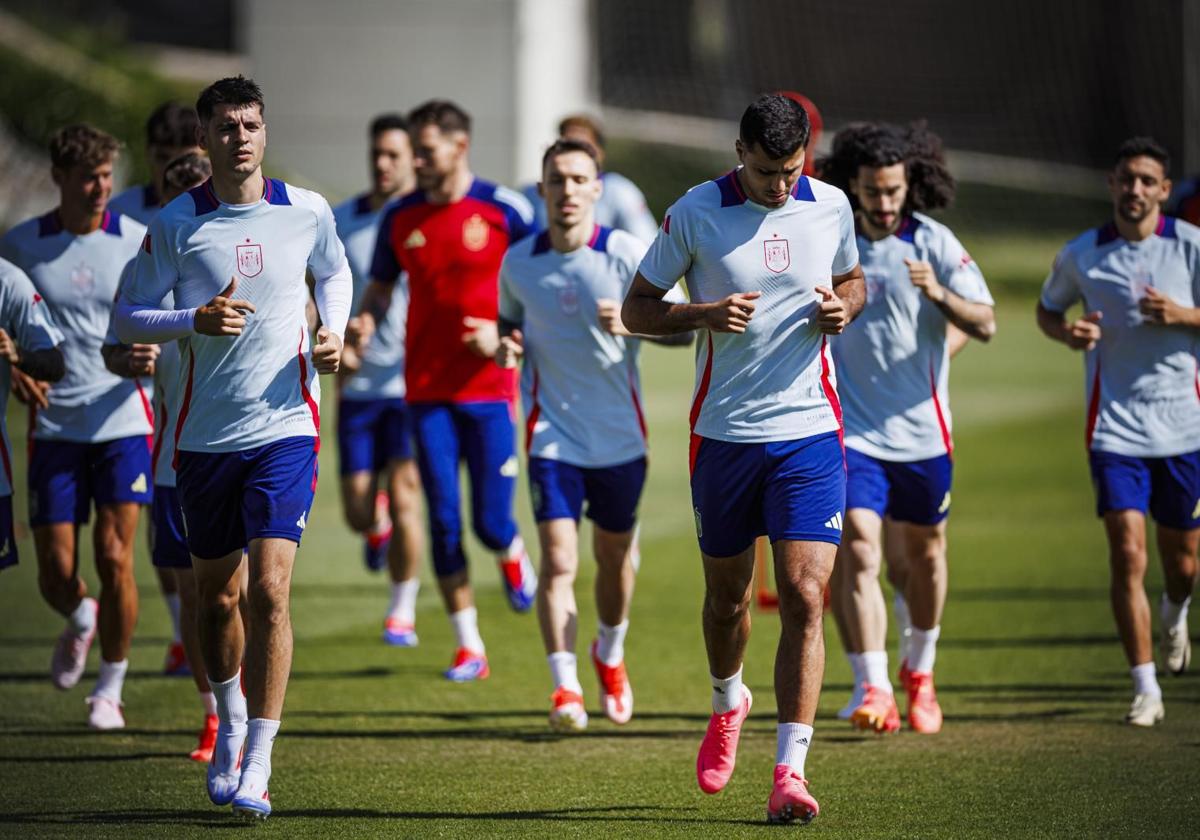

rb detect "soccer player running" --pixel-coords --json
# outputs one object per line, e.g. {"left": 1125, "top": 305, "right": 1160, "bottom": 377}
{"left": 622, "top": 94, "right": 865, "bottom": 825}
{"left": 334, "top": 114, "right": 424, "bottom": 646}
{"left": 361, "top": 100, "right": 537, "bottom": 682}
{"left": 0, "top": 125, "right": 153, "bottom": 730}
{"left": 116, "top": 76, "right": 351, "bottom": 817}
{"left": 820, "top": 122, "right": 996, "bottom": 735}
{"left": 108, "top": 101, "right": 202, "bottom": 675}
{"left": 497, "top": 138, "right": 690, "bottom": 731}
{"left": 1038, "top": 137, "right": 1200, "bottom": 727}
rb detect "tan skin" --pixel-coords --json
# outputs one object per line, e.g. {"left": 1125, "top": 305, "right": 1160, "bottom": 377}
{"left": 832, "top": 163, "right": 995, "bottom": 660}
{"left": 622, "top": 139, "right": 866, "bottom": 724}
{"left": 338, "top": 126, "right": 423, "bottom": 593}
{"left": 1037, "top": 154, "right": 1200, "bottom": 670}
{"left": 188, "top": 102, "right": 341, "bottom": 719}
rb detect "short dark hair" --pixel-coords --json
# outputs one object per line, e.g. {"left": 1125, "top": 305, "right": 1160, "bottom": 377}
{"left": 558, "top": 114, "right": 605, "bottom": 150}
{"left": 739, "top": 94, "right": 810, "bottom": 160}
{"left": 541, "top": 137, "right": 601, "bottom": 176}
{"left": 408, "top": 100, "right": 471, "bottom": 135}
{"left": 196, "top": 76, "right": 265, "bottom": 124}
{"left": 370, "top": 113, "right": 409, "bottom": 138}
{"left": 1114, "top": 136, "right": 1170, "bottom": 176}
{"left": 162, "top": 152, "right": 212, "bottom": 194}
{"left": 48, "top": 124, "right": 120, "bottom": 170}
{"left": 819, "top": 120, "right": 956, "bottom": 213}
{"left": 146, "top": 101, "right": 200, "bottom": 149}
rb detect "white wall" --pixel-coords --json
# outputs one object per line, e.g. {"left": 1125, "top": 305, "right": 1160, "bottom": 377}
{"left": 239, "top": 0, "right": 593, "bottom": 201}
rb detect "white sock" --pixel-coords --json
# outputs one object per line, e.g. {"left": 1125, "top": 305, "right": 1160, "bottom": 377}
{"left": 164, "top": 592, "right": 182, "bottom": 643}
{"left": 497, "top": 534, "right": 525, "bottom": 562}
{"left": 1161, "top": 593, "right": 1191, "bottom": 630}
{"left": 596, "top": 620, "right": 628, "bottom": 666}
{"left": 1131, "top": 662, "right": 1161, "bottom": 698}
{"left": 241, "top": 718, "right": 280, "bottom": 785}
{"left": 776, "top": 722, "right": 814, "bottom": 777}
{"left": 92, "top": 659, "right": 128, "bottom": 703}
{"left": 862, "top": 650, "right": 893, "bottom": 694}
{"left": 547, "top": 651, "right": 582, "bottom": 693}
{"left": 388, "top": 578, "right": 420, "bottom": 624}
{"left": 209, "top": 673, "right": 247, "bottom": 772}
{"left": 908, "top": 625, "right": 941, "bottom": 673}
{"left": 893, "top": 592, "right": 912, "bottom": 662}
{"left": 711, "top": 666, "right": 745, "bottom": 714}
{"left": 449, "top": 607, "right": 485, "bottom": 653}
{"left": 200, "top": 690, "right": 217, "bottom": 717}
{"left": 68, "top": 598, "right": 96, "bottom": 635}
{"left": 847, "top": 652, "right": 866, "bottom": 686}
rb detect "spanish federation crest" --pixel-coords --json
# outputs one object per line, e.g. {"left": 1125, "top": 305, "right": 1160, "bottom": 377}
{"left": 236, "top": 242, "right": 263, "bottom": 278}
{"left": 463, "top": 214, "right": 489, "bottom": 252}
{"left": 764, "top": 238, "right": 790, "bottom": 273}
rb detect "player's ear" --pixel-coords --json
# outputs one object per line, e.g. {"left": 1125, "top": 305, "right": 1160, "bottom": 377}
{"left": 735, "top": 138, "right": 745, "bottom": 163}
{"left": 1160, "top": 177, "right": 1173, "bottom": 202}
{"left": 50, "top": 167, "right": 64, "bottom": 188}
{"left": 537, "top": 181, "right": 545, "bottom": 198}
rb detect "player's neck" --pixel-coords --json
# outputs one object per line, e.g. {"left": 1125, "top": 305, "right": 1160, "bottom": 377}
{"left": 549, "top": 216, "right": 596, "bottom": 253}
{"left": 57, "top": 205, "right": 104, "bottom": 235}
{"left": 855, "top": 210, "right": 897, "bottom": 242}
{"left": 1114, "top": 207, "right": 1159, "bottom": 243}
{"left": 425, "top": 168, "right": 473, "bottom": 205}
{"left": 369, "top": 180, "right": 412, "bottom": 212}
{"left": 211, "top": 168, "right": 265, "bottom": 206}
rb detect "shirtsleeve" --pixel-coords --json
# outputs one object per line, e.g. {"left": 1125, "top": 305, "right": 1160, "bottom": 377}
{"left": 1040, "top": 247, "right": 1081, "bottom": 313}
{"left": 2, "top": 264, "right": 61, "bottom": 351}
{"left": 935, "top": 231, "right": 994, "bottom": 305}
{"left": 307, "top": 196, "right": 349, "bottom": 282}
{"left": 123, "top": 217, "right": 181, "bottom": 308}
{"left": 638, "top": 202, "right": 692, "bottom": 290}
{"left": 370, "top": 207, "right": 402, "bottom": 284}
{"left": 831, "top": 196, "right": 859, "bottom": 276}
{"left": 497, "top": 257, "right": 524, "bottom": 325}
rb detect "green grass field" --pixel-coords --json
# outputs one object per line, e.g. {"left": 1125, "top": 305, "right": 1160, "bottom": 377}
{"left": 2, "top": 242, "right": 1200, "bottom": 835}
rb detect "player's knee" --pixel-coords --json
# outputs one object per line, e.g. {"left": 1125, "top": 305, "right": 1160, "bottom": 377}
{"left": 845, "top": 538, "right": 882, "bottom": 577}
{"left": 246, "top": 582, "right": 290, "bottom": 628}
{"left": 777, "top": 574, "right": 825, "bottom": 623}
{"left": 37, "top": 569, "right": 74, "bottom": 606}
{"left": 703, "top": 587, "right": 751, "bottom": 625}
{"left": 432, "top": 546, "right": 467, "bottom": 579}
{"left": 94, "top": 551, "right": 135, "bottom": 589}
{"left": 1108, "top": 540, "right": 1147, "bottom": 575}
{"left": 540, "top": 546, "right": 576, "bottom": 581}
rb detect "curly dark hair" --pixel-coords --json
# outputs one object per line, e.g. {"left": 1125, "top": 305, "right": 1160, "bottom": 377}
{"left": 48, "top": 124, "right": 121, "bottom": 170}
{"left": 162, "top": 151, "right": 212, "bottom": 195}
{"left": 819, "top": 120, "right": 955, "bottom": 213}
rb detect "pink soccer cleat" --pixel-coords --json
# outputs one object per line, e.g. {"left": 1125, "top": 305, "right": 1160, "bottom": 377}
{"left": 849, "top": 684, "right": 901, "bottom": 734}
{"left": 590, "top": 641, "right": 633, "bottom": 724}
{"left": 190, "top": 713, "right": 219, "bottom": 763}
{"left": 444, "top": 647, "right": 490, "bottom": 682}
{"left": 766, "top": 764, "right": 819, "bottom": 825}
{"left": 86, "top": 695, "right": 125, "bottom": 730}
{"left": 163, "top": 641, "right": 191, "bottom": 677}
{"left": 51, "top": 598, "right": 98, "bottom": 690}
{"left": 906, "top": 670, "right": 943, "bottom": 734}
{"left": 696, "top": 686, "right": 753, "bottom": 794}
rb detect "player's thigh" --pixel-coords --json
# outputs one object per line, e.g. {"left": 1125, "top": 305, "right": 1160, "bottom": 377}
{"left": 1102, "top": 509, "right": 1149, "bottom": 576}
{"left": 28, "top": 440, "right": 89, "bottom": 528}
{"left": 529, "top": 457, "right": 585, "bottom": 526}
{"left": 150, "top": 485, "right": 192, "bottom": 573}
{"left": 691, "top": 437, "right": 768, "bottom": 558}
{"left": 410, "top": 403, "right": 463, "bottom": 512}
{"left": 246, "top": 536, "right": 299, "bottom": 604}
{"left": 582, "top": 456, "right": 646, "bottom": 537}
{"left": 899, "top": 518, "right": 948, "bottom": 569}
{"left": 92, "top": 501, "right": 141, "bottom": 565}
{"left": 242, "top": 437, "right": 318, "bottom": 547}
{"left": 1089, "top": 449, "right": 1152, "bottom": 522}
{"left": 841, "top": 507, "right": 884, "bottom": 576}
{"left": 457, "top": 401, "right": 518, "bottom": 499}
{"left": 701, "top": 543, "right": 757, "bottom": 611}
{"left": 762, "top": 431, "right": 846, "bottom": 546}
{"left": 773, "top": 537, "right": 838, "bottom": 597}
{"left": 845, "top": 447, "right": 889, "bottom": 524}
{"left": 884, "top": 455, "right": 953, "bottom": 527}
{"left": 89, "top": 436, "right": 153, "bottom": 511}
{"left": 377, "top": 398, "right": 416, "bottom": 470}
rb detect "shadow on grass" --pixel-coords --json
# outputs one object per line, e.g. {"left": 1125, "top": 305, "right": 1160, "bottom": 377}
{"left": 0, "top": 751, "right": 182, "bottom": 763}
{"left": 951, "top": 586, "right": 1107, "bottom": 602}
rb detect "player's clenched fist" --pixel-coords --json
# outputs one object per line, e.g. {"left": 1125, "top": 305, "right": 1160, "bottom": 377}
{"left": 495, "top": 328, "right": 524, "bottom": 369}
{"left": 312, "top": 326, "right": 342, "bottom": 374}
{"left": 904, "top": 258, "right": 945, "bottom": 303}
{"left": 194, "top": 276, "right": 256, "bottom": 336}
{"left": 706, "top": 291, "right": 761, "bottom": 333}
{"left": 1065, "top": 310, "right": 1102, "bottom": 351}
{"left": 127, "top": 343, "right": 161, "bottom": 377}
{"left": 462, "top": 316, "right": 500, "bottom": 358}
{"left": 816, "top": 286, "right": 850, "bottom": 334}
{"left": 0, "top": 328, "right": 19, "bottom": 365}
{"left": 597, "top": 298, "right": 631, "bottom": 336}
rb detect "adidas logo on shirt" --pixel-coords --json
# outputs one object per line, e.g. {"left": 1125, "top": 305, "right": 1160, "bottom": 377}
{"left": 296, "top": 511, "right": 307, "bottom": 530}
{"left": 404, "top": 229, "right": 426, "bottom": 249}
{"left": 824, "top": 512, "right": 843, "bottom": 531}
{"left": 130, "top": 473, "right": 147, "bottom": 494}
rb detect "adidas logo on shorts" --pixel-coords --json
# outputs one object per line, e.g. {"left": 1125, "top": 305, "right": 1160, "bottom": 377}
{"left": 130, "top": 473, "right": 147, "bottom": 494}
{"left": 824, "top": 512, "right": 844, "bottom": 531}
{"left": 296, "top": 511, "right": 307, "bottom": 530}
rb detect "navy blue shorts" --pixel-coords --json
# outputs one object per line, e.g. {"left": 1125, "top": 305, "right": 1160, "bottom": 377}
{"left": 529, "top": 456, "right": 647, "bottom": 533}
{"left": 176, "top": 436, "right": 318, "bottom": 560}
{"left": 337, "top": 397, "right": 414, "bottom": 476}
{"left": 845, "top": 448, "right": 953, "bottom": 526}
{"left": 150, "top": 484, "right": 191, "bottom": 569}
{"left": 0, "top": 495, "right": 17, "bottom": 571}
{"left": 1089, "top": 449, "right": 1200, "bottom": 529}
{"left": 28, "top": 435, "right": 153, "bottom": 526}
{"left": 411, "top": 401, "right": 518, "bottom": 577}
{"left": 690, "top": 431, "right": 846, "bottom": 557}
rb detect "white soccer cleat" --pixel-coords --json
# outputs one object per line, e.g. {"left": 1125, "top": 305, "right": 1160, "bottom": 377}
{"left": 51, "top": 598, "right": 98, "bottom": 690}
{"left": 1161, "top": 624, "right": 1191, "bottom": 676}
{"left": 85, "top": 695, "right": 125, "bottom": 730}
{"left": 836, "top": 682, "right": 866, "bottom": 721}
{"left": 207, "top": 728, "right": 246, "bottom": 806}
{"left": 1125, "top": 693, "right": 1165, "bottom": 727}
{"left": 232, "top": 773, "right": 272, "bottom": 819}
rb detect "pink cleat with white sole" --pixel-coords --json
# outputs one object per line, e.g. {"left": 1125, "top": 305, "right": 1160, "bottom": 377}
{"left": 766, "top": 764, "right": 819, "bottom": 825}
{"left": 696, "top": 686, "right": 753, "bottom": 794}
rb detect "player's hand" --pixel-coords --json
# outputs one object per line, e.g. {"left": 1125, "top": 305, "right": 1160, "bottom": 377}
{"left": 495, "top": 329, "right": 524, "bottom": 369}
{"left": 597, "top": 298, "right": 632, "bottom": 336}
{"left": 312, "top": 326, "right": 342, "bottom": 374}
{"left": 10, "top": 366, "right": 50, "bottom": 409}
{"left": 194, "top": 277, "right": 256, "bottom": 337}
{"left": 904, "top": 258, "right": 945, "bottom": 303}
{"left": 126, "top": 343, "right": 160, "bottom": 377}
{"left": 1139, "top": 287, "right": 1185, "bottom": 326}
{"left": 337, "top": 342, "right": 362, "bottom": 377}
{"left": 1065, "top": 310, "right": 1102, "bottom": 350}
{"left": 816, "top": 286, "right": 850, "bottom": 334}
{"left": 0, "top": 328, "right": 19, "bottom": 365}
{"left": 345, "top": 313, "right": 375, "bottom": 351}
{"left": 462, "top": 316, "right": 500, "bottom": 358}
{"left": 706, "top": 291, "right": 761, "bottom": 333}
